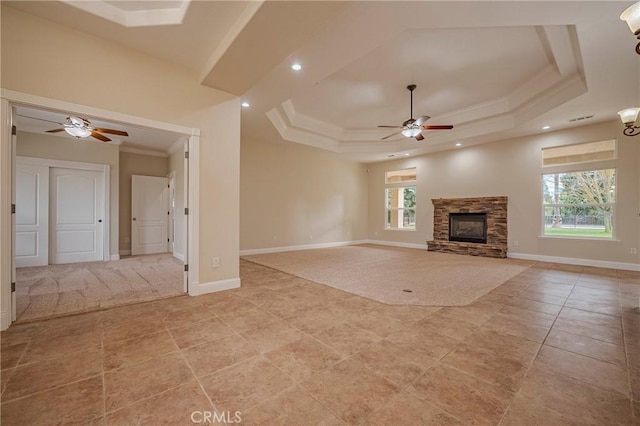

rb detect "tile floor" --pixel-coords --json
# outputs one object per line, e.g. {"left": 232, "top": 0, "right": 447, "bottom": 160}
{"left": 1, "top": 259, "right": 639, "bottom": 425}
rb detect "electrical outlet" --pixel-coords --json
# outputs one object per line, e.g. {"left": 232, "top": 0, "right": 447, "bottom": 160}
{"left": 631, "top": 248, "right": 637, "bottom": 255}
{"left": 309, "top": 234, "right": 313, "bottom": 240}
{"left": 513, "top": 240, "right": 519, "bottom": 247}
{"left": 212, "top": 257, "right": 220, "bottom": 268}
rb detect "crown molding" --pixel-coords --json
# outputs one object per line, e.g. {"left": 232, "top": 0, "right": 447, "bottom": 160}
{"left": 119, "top": 146, "right": 168, "bottom": 158}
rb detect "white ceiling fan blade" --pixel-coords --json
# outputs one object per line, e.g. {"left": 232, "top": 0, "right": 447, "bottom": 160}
{"left": 414, "top": 115, "right": 430, "bottom": 126}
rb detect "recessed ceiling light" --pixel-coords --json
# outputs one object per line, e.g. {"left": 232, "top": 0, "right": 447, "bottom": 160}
{"left": 455, "top": 142, "right": 462, "bottom": 147}
{"left": 291, "top": 63, "right": 302, "bottom": 71}
{"left": 404, "top": 153, "right": 410, "bottom": 156}
{"left": 241, "top": 102, "right": 250, "bottom": 108}
{"left": 542, "top": 125, "right": 551, "bottom": 130}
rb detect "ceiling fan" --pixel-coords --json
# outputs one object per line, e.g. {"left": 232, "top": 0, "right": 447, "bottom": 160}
{"left": 42, "top": 115, "right": 129, "bottom": 142}
{"left": 378, "top": 84, "right": 453, "bottom": 141}
{"left": 19, "top": 114, "right": 128, "bottom": 142}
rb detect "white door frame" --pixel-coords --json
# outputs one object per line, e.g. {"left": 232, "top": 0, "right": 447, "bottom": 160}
{"left": 168, "top": 171, "right": 175, "bottom": 254}
{"left": 183, "top": 140, "right": 190, "bottom": 294}
{"left": 0, "top": 89, "right": 201, "bottom": 330}
{"left": 17, "top": 156, "right": 110, "bottom": 262}
{"left": 10, "top": 106, "right": 17, "bottom": 322}
{"left": 131, "top": 175, "right": 169, "bottom": 256}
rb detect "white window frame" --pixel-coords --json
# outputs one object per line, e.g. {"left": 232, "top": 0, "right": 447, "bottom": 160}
{"left": 540, "top": 140, "right": 618, "bottom": 241}
{"left": 384, "top": 167, "right": 418, "bottom": 232}
{"left": 540, "top": 167, "right": 617, "bottom": 240}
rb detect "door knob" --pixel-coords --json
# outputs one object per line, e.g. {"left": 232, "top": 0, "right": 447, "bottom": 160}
{"left": 132, "top": 218, "right": 136, "bottom": 221}
{"left": 98, "top": 220, "right": 102, "bottom": 223}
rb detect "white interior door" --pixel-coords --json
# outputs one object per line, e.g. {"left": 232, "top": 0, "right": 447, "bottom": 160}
{"left": 131, "top": 175, "right": 168, "bottom": 255}
{"left": 50, "top": 167, "right": 104, "bottom": 264}
{"left": 15, "top": 163, "right": 49, "bottom": 267}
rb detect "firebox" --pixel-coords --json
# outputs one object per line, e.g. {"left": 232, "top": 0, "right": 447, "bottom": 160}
{"left": 449, "top": 213, "right": 487, "bottom": 244}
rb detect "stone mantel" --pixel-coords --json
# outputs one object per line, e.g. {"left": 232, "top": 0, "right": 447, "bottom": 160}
{"left": 427, "top": 196, "right": 508, "bottom": 258}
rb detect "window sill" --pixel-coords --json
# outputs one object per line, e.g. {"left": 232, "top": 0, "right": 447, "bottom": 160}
{"left": 537, "top": 235, "right": 620, "bottom": 242}
{"left": 384, "top": 228, "right": 416, "bottom": 232}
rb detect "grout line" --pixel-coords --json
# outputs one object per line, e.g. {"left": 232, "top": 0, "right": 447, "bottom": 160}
{"left": 100, "top": 321, "right": 107, "bottom": 422}
{"left": 619, "top": 281, "right": 636, "bottom": 418}
{"left": 495, "top": 275, "right": 571, "bottom": 424}
{"left": 1, "top": 373, "right": 104, "bottom": 405}
{"left": 164, "top": 326, "right": 218, "bottom": 415}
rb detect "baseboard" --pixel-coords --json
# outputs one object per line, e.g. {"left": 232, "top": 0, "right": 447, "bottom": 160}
{"left": 240, "top": 240, "right": 369, "bottom": 256}
{"left": 1, "top": 310, "right": 9, "bottom": 331}
{"left": 173, "top": 251, "right": 185, "bottom": 261}
{"left": 119, "top": 250, "right": 131, "bottom": 256}
{"left": 110, "top": 254, "right": 120, "bottom": 261}
{"left": 508, "top": 252, "right": 640, "bottom": 271}
{"left": 189, "top": 277, "right": 240, "bottom": 296}
{"left": 366, "top": 240, "right": 428, "bottom": 250}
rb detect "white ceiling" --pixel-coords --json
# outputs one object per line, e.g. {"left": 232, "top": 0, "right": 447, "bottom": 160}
{"left": 6, "top": 1, "right": 640, "bottom": 162}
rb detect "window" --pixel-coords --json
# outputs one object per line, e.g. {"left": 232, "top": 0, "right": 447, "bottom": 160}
{"left": 385, "top": 168, "right": 416, "bottom": 230}
{"left": 542, "top": 169, "right": 615, "bottom": 238}
{"left": 541, "top": 140, "right": 616, "bottom": 239}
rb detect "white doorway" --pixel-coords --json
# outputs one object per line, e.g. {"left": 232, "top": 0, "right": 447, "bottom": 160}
{"left": 1, "top": 92, "right": 201, "bottom": 330}
{"left": 131, "top": 175, "right": 168, "bottom": 256}
{"left": 50, "top": 167, "right": 105, "bottom": 264}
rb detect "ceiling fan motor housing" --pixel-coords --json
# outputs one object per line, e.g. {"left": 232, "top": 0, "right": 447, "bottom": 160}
{"left": 402, "top": 118, "right": 416, "bottom": 127}
{"left": 67, "top": 116, "right": 90, "bottom": 128}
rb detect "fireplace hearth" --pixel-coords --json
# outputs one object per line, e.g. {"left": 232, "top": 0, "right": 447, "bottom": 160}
{"left": 449, "top": 213, "right": 487, "bottom": 244}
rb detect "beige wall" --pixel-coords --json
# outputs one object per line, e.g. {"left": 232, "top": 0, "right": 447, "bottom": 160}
{"left": 240, "top": 136, "right": 368, "bottom": 251}
{"left": 2, "top": 6, "right": 241, "bottom": 284}
{"left": 367, "top": 120, "right": 640, "bottom": 266}
{"left": 119, "top": 151, "right": 168, "bottom": 252}
{"left": 169, "top": 147, "right": 186, "bottom": 258}
{"left": 16, "top": 131, "right": 120, "bottom": 257}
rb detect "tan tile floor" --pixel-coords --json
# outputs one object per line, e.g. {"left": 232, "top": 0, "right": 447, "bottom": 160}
{"left": 1, "top": 259, "right": 639, "bottom": 425}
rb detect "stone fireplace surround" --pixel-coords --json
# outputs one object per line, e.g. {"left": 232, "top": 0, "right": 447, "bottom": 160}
{"left": 427, "top": 196, "right": 508, "bottom": 258}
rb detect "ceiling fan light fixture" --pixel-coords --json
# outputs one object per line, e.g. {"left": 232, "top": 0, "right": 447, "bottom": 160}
{"left": 401, "top": 128, "right": 422, "bottom": 138}
{"left": 64, "top": 126, "right": 92, "bottom": 138}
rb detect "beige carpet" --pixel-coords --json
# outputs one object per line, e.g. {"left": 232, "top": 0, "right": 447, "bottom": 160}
{"left": 243, "top": 244, "right": 532, "bottom": 306}
{"left": 16, "top": 253, "right": 184, "bottom": 322}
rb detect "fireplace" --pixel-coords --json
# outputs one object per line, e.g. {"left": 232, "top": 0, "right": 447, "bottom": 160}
{"left": 428, "top": 197, "right": 507, "bottom": 258}
{"left": 449, "top": 213, "right": 487, "bottom": 244}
